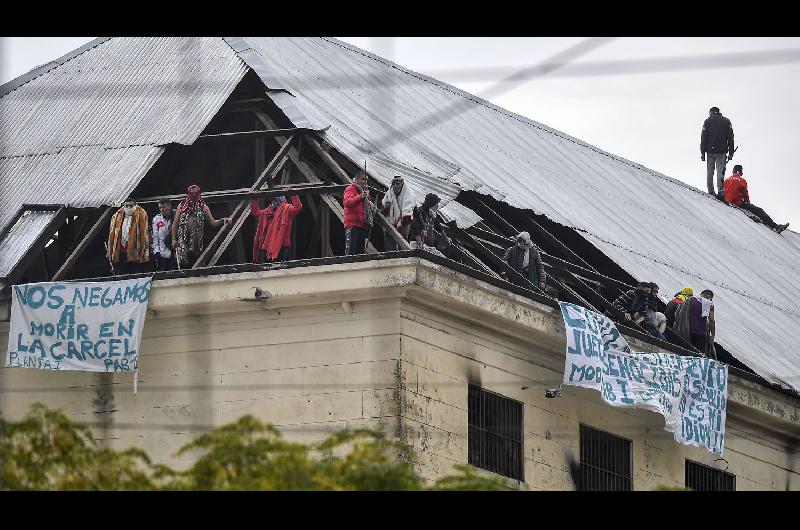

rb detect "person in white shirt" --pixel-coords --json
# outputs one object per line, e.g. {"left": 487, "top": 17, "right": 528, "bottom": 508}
{"left": 152, "top": 199, "right": 176, "bottom": 271}
{"left": 381, "top": 176, "right": 416, "bottom": 251}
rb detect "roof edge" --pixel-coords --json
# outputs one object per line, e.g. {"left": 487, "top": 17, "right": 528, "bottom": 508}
{"left": 0, "top": 37, "right": 112, "bottom": 99}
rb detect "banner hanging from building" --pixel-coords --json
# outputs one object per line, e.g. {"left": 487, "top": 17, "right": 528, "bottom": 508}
{"left": 6, "top": 277, "right": 151, "bottom": 373}
{"left": 559, "top": 301, "right": 728, "bottom": 456}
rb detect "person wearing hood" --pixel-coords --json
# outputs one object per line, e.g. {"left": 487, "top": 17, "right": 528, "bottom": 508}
{"left": 171, "top": 184, "right": 231, "bottom": 268}
{"left": 664, "top": 286, "right": 693, "bottom": 329}
{"left": 108, "top": 198, "right": 150, "bottom": 275}
{"left": 502, "top": 231, "right": 546, "bottom": 291}
{"left": 674, "top": 289, "right": 715, "bottom": 356}
{"left": 251, "top": 194, "right": 303, "bottom": 263}
{"left": 410, "top": 193, "right": 444, "bottom": 249}
{"left": 612, "top": 282, "right": 651, "bottom": 324}
{"left": 381, "top": 176, "right": 415, "bottom": 251}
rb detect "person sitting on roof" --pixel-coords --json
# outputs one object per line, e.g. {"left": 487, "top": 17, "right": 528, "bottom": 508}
{"left": 674, "top": 289, "right": 715, "bottom": 356}
{"left": 645, "top": 282, "right": 667, "bottom": 340}
{"left": 171, "top": 185, "right": 231, "bottom": 268}
{"left": 612, "top": 282, "right": 651, "bottom": 325}
{"left": 664, "top": 286, "right": 693, "bottom": 329}
{"left": 108, "top": 198, "right": 150, "bottom": 276}
{"left": 723, "top": 165, "right": 789, "bottom": 234}
{"left": 381, "top": 175, "right": 415, "bottom": 251}
{"left": 252, "top": 195, "right": 303, "bottom": 263}
{"left": 343, "top": 171, "right": 375, "bottom": 255}
{"left": 501, "top": 231, "right": 546, "bottom": 292}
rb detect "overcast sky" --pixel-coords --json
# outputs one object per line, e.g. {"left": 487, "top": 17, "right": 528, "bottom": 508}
{"left": 1, "top": 36, "right": 797, "bottom": 227}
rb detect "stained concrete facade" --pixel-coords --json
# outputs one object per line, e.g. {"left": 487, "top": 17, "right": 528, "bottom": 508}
{"left": 1, "top": 257, "right": 799, "bottom": 489}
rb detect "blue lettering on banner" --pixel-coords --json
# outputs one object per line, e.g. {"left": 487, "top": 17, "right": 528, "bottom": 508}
{"left": 558, "top": 301, "right": 728, "bottom": 456}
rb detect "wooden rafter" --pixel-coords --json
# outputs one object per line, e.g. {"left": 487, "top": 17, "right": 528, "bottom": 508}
{"left": 191, "top": 134, "right": 297, "bottom": 269}
{"left": 51, "top": 207, "right": 114, "bottom": 281}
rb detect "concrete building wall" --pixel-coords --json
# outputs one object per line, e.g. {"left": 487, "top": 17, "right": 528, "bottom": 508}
{"left": 1, "top": 258, "right": 799, "bottom": 489}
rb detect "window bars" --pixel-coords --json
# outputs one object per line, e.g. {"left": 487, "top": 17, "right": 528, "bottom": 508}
{"left": 468, "top": 384, "right": 524, "bottom": 481}
{"left": 685, "top": 460, "right": 735, "bottom": 491}
{"left": 580, "top": 424, "right": 632, "bottom": 491}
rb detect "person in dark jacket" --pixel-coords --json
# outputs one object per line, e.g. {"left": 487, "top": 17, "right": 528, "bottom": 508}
{"left": 410, "top": 193, "right": 442, "bottom": 249}
{"left": 501, "top": 231, "right": 546, "bottom": 291}
{"left": 645, "top": 282, "right": 667, "bottom": 340}
{"left": 700, "top": 106, "right": 735, "bottom": 196}
{"left": 612, "top": 282, "right": 651, "bottom": 323}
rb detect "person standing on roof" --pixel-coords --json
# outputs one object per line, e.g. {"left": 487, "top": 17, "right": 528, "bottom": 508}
{"left": 501, "top": 231, "right": 546, "bottom": 292}
{"left": 343, "top": 172, "right": 374, "bottom": 255}
{"left": 151, "top": 199, "right": 175, "bottom": 272}
{"left": 253, "top": 195, "right": 303, "bottom": 263}
{"left": 664, "top": 286, "right": 693, "bottom": 329}
{"left": 701, "top": 106, "right": 735, "bottom": 196}
{"left": 381, "top": 176, "right": 415, "bottom": 251}
{"left": 674, "top": 289, "right": 715, "bottom": 355}
{"left": 171, "top": 185, "right": 231, "bottom": 268}
{"left": 108, "top": 198, "right": 150, "bottom": 275}
{"left": 723, "top": 165, "right": 789, "bottom": 234}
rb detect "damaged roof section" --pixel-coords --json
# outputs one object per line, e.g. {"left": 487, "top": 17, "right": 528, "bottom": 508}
{"left": 239, "top": 37, "right": 800, "bottom": 393}
{"left": 0, "top": 37, "right": 248, "bottom": 234}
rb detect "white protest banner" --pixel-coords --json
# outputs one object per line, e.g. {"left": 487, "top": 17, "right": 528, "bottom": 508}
{"left": 559, "top": 301, "right": 728, "bottom": 456}
{"left": 6, "top": 277, "right": 151, "bottom": 373}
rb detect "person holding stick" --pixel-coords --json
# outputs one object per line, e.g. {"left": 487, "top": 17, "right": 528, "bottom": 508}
{"left": 343, "top": 171, "right": 374, "bottom": 255}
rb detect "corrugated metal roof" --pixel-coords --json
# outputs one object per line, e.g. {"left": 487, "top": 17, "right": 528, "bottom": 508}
{"left": 241, "top": 37, "right": 800, "bottom": 392}
{"left": 0, "top": 210, "right": 58, "bottom": 277}
{"left": 0, "top": 37, "right": 248, "bottom": 236}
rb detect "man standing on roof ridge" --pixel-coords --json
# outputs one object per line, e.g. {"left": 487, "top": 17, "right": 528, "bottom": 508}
{"left": 700, "top": 106, "right": 735, "bottom": 197}
{"left": 723, "top": 165, "right": 790, "bottom": 234}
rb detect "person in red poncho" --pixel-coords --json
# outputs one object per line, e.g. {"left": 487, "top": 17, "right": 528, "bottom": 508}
{"left": 251, "top": 194, "right": 303, "bottom": 263}
{"left": 723, "top": 165, "right": 789, "bottom": 234}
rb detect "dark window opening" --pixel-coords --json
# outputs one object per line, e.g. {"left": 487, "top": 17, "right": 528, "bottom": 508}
{"left": 580, "top": 424, "right": 632, "bottom": 491}
{"left": 685, "top": 460, "right": 735, "bottom": 491}
{"left": 467, "top": 384, "right": 524, "bottom": 481}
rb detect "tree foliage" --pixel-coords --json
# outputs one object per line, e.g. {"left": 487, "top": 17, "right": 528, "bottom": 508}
{"left": 1, "top": 404, "right": 515, "bottom": 491}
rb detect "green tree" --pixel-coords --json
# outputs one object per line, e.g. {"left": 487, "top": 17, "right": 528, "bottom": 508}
{"left": 0, "top": 403, "right": 156, "bottom": 490}
{"left": 1, "top": 404, "right": 515, "bottom": 491}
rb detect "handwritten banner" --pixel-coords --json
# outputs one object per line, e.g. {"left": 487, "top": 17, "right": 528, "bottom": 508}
{"left": 6, "top": 277, "right": 151, "bottom": 373}
{"left": 559, "top": 301, "right": 728, "bottom": 456}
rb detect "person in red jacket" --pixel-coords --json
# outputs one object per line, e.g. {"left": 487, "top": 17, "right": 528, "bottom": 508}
{"left": 251, "top": 195, "right": 303, "bottom": 263}
{"left": 723, "top": 165, "right": 789, "bottom": 234}
{"left": 343, "top": 172, "right": 375, "bottom": 255}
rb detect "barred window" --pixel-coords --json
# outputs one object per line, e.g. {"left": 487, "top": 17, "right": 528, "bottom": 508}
{"left": 467, "top": 385, "right": 524, "bottom": 481}
{"left": 580, "top": 424, "right": 632, "bottom": 491}
{"left": 685, "top": 460, "right": 735, "bottom": 491}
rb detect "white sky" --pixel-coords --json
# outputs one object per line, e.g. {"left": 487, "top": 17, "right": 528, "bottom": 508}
{"left": 1, "top": 36, "right": 797, "bottom": 227}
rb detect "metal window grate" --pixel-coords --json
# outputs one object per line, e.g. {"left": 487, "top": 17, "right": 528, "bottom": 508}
{"left": 685, "top": 460, "right": 735, "bottom": 491}
{"left": 467, "top": 384, "right": 524, "bottom": 481}
{"left": 579, "top": 424, "right": 632, "bottom": 491}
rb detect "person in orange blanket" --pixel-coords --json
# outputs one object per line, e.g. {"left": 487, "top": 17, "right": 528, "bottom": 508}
{"left": 251, "top": 195, "right": 303, "bottom": 263}
{"left": 723, "top": 165, "right": 789, "bottom": 234}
